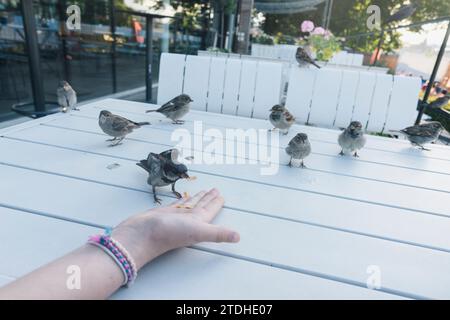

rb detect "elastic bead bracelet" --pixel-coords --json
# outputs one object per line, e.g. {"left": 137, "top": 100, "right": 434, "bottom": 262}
{"left": 88, "top": 234, "right": 138, "bottom": 287}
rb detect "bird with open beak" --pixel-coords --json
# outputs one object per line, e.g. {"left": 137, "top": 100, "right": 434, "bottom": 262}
{"left": 137, "top": 149, "right": 191, "bottom": 204}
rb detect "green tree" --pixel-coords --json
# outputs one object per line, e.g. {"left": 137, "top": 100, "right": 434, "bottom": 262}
{"left": 261, "top": 0, "right": 450, "bottom": 53}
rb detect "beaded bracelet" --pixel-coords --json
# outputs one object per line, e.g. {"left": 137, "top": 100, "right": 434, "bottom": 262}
{"left": 88, "top": 234, "right": 138, "bottom": 287}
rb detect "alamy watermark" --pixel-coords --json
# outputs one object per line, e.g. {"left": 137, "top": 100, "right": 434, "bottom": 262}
{"left": 367, "top": 5, "right": 382, "bottom": 31}
{"left": 366, "top": 265, "right": 382, "bottom": 290}
{"left": 66, "top": 265, "right": 81, "bottom": 290}
{"left": 171, "top": 121, "right": 281, "bottom": 176}
{"left": 66, "top": 5, "right": 81, "bottom": 31}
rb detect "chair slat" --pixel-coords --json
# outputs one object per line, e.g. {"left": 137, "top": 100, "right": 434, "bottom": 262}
{"left": 285, "top": 67, "right": 317, "bottom": 124}
{"left": 183, "top": 55, "right": 211, "bottom": 111}
{"left": 308, "top": 69, "right": 343, "bottom": 127}
{"left": 384, "top": 76, "right": 422, "bottom": 132}
{"left": 334, "top": 70, "right": 360, "bottom": 129}
{"left": 237, "top": 60, "right": 258, "bottom": 118}
{"left": 222, "top": 59, "right": 242, "bottom": 115}
{"left": 253, "top": 61, "right": 283, "bottom": 119}
{"left": 367, "top": 74, "right": 394, "bottom": 132}
{"left": 352, "top": 72, "right": 377, "bottom": 127}
{"left": 157, "top": 53, "right": 186, "bottom": 105}
{"left": 207, "top": 57, "right": 227, "bottom": 114}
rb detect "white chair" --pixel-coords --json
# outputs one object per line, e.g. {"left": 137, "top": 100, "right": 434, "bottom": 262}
{"left": 158, "top": 52, "right": 422, "bottom": 133}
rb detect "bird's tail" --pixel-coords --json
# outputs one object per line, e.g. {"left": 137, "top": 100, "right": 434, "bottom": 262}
{"left": 389, "top": 130, "right": 405, "bottom": 136}
{"left": 136, "top": 122, "right": 151, "bottom": 127}
{"left": 136, "top": 160, "right": 150, "bottom": 173}
{"left": 312, "top": 61, "right": 321, "bottom": 69}
{"left": 146, "top": 110, "right": 158, "bottom": 113}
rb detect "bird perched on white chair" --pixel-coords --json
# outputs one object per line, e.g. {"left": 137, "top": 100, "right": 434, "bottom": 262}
{"left": 286, "top": 133, "right": 312, "bottom": 168}
{"left": 146, "top": 94, "right": 193, "bottom": 124}
{"left": 269, "top": 105, "right": 296, "bottom": 135}
{"left": 390, "top": 121, "right": 444, "bottom": 151}
{"left": 338, "top": 121, "right": 366, "bottom": 157}
{"left": 137, "top": 149, "right": 191, "bottom": 204}
{"left": 296, "top": 47, "right": 321, "bottom": 69}
{"left": 57, "top": 81, "right": 78, "bottom": 112}
{"left": 98, "top": 110, "right": 150, "bottom": 147}
{"left": 385, "top": 1, "right": 418, "bottom": 24}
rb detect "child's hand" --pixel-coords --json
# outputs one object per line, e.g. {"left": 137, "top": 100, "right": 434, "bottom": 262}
{"left": 112, "top": 189, "right": 240, "bottom": 269}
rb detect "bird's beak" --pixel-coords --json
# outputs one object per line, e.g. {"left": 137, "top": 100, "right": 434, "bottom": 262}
{"left": 190, "top": 98, "right": 194, "bottom": 102}
{"left": 180, "top": 172, "right": 190, "bottom": 179}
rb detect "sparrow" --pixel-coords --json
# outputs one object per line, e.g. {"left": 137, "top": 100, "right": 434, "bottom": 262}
{"left": 296, "top": 47, "right": 321, "bottom": 69}
{"left": 338, "top": 121, "right": 366, "bottom": 157}
{"left": 390, "top": 121, "right": 444, "bottom": 151}
{"left": 385, "top": 2, "right": 417, "bottom": 24}
{"left": 427, "top": 94, "right": 450, "bottom": 110}
{"left": 98, "top": 110, "right": 150, "bottom": 146}
{"left": 146, "top": 94, "right": 193, "bottom": 124}
{"left": 137, "top": 149, "right": 190, "bottom": 204}
{"left": 57, "top": 80, "right": 78, "bottom": 112}
{"left": 269, "top": 105, "right": 296, "bottom": 135}
{"left": 286, "top": 133, "right": 312, "bottom": 168}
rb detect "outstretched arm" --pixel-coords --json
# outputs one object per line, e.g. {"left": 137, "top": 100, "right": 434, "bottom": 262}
{"left": 0, "top": 189, "right": 239, "bottom": 300}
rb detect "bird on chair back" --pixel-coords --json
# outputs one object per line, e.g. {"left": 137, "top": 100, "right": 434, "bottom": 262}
{"left": 146, "top": 94, "right": 193, "bottom": 124}
{"left": 296, "top": 47, "right": 321, "bottom": 69}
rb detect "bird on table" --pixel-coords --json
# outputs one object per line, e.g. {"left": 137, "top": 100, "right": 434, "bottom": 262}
{"left": 286, "top": 133, "right": 312, "bottom": 168}
{"left": 269, "top": 105, "right": 296, "bottom": 135}
{"left": 57, "top": 81, "right": 78, "bottom": 112}
{"left": 98, "top": 110, "right": 150, "bottom": 147}
{"left": 296, "top": 47, "right": 321, "bottom": 69}
{"left": 338, "top": 121, "right": 366, "bottom": 157}
{"left": 146, "top": 94, "right": 193, "bottom": 124}
{"left": 390, "top": 121, "right": 444, "bottom": 151}
{"left": 137, "top": 149, "right": 191, "bottom": 204}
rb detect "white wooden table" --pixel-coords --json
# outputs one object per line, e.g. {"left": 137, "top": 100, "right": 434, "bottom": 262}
{"left": 1, "top": 98, "right": 450, "bottom": 300}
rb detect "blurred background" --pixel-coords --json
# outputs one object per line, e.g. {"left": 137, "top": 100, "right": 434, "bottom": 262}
{"left": 1, "top": 0, "right": 449, "bottom": 125}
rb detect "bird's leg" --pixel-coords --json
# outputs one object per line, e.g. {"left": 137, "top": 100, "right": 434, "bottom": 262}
{"left": 172, "top": 183, "right": 182, "bottom": 199}
{"left": 173, "top": 120, "right": 185, "bottom": 125}
{"left": 110, "top": 137, "right": 124, "bottom": 147}
{"left": 152, "top": 186, "right": 162, "bottom": 205}
{"left": 419, "top": 145, "right": 431, "bottom": 151}
{"left": 353, "top": 152, "right": 360, "bottom": 158}
{"left": 269, "top": 128, "right": 276, "bottom": 132}
{"left": 288, "top": 157, "right": 293, "bottom": 167}
{"left": 282, "top": 130, "right": 289, "bottom": 136}
{"left": 300, "top": 160, "right": 307, "bottom": 168}
{"left": 106, "top": 137, "right": 117, "bottom": 142}
{"left": 339, "top": 150, "right": 345, "bottom": 156}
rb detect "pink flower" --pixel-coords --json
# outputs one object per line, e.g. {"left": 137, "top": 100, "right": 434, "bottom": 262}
{"left": 312, "top": 27, "right": 326, "bottom": 35}
{"left": 301, "top": 20, "right": 315, "bottom": 33}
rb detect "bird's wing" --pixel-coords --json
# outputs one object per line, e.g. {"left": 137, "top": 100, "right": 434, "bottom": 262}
{"left": 283, "top": 110, "right": 296, "bottom": 122}
{"left": 67, "top": 89, "right": 77, "bottom": 108}
{"left": 157, "top": 101, "right": 179, "bottom": 113}
{"left": 402, "top": 125, "right": 434, "bottom": 137}
{"left": 57, "top": 88, "right": 68, "bottom": 108}
{"left": 159, "top": 149, "right": 179, "bottom": 162}
{"left": 111, "top": 115, "right": 136, "bottom": 131}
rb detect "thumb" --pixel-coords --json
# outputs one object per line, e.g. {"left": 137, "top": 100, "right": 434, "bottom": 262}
{"left": 197, "top": 223, "right": 240, "bottom": 244}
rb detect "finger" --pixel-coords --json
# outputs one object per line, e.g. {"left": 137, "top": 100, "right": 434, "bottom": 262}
{"left": 196, "top": 195, "right": 225, "bottom": 223}
{"left": 182, "top": 190, "right": 208, "bottom": 209}
{"left": 196, "top": 188, "right": 220, "bottom": 209}
{"left": 196, "top": 223, "right": 240, "bottom": 244}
